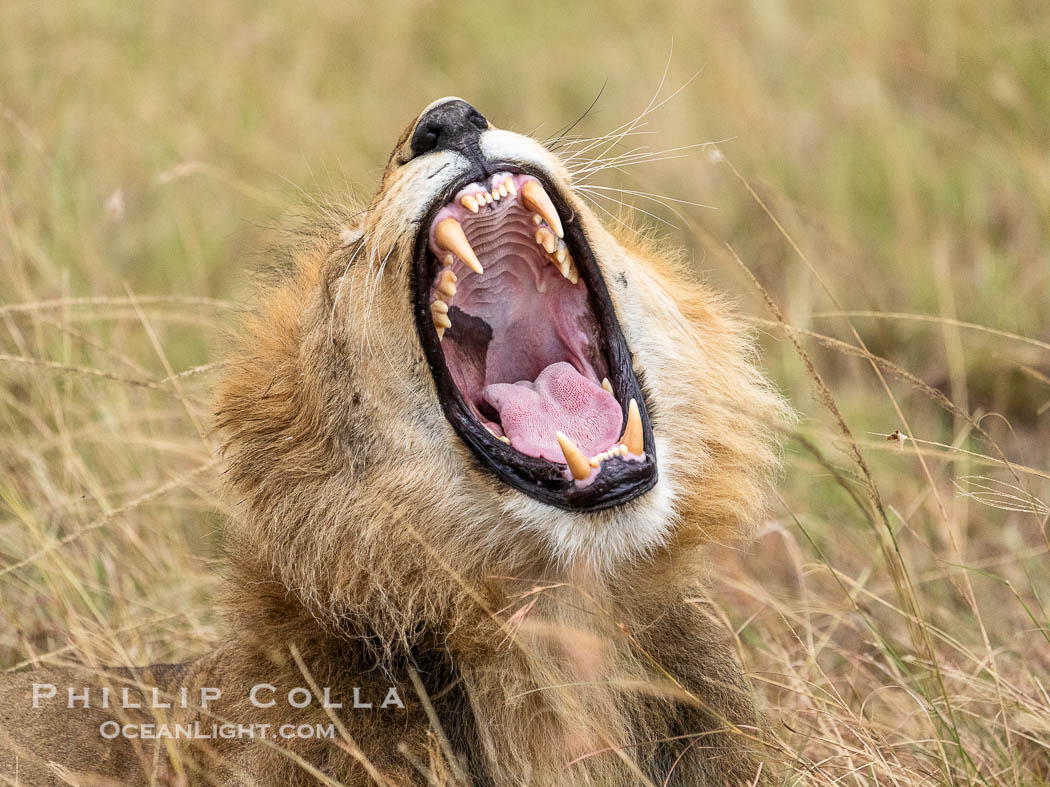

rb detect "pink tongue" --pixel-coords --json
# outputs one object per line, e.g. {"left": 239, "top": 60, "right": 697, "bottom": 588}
{"left": 482, "top": 362, "right": 623, "bottom": 463}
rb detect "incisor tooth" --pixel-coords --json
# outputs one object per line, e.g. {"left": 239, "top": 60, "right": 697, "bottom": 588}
{"left": 483, "top": 192, "right": 493, "bottom": 204}
{"left": 601, "top": 378, "right": 613, "bottom": 395}
{"left": 532, "top": 214, "right": 543, "bottom": 226}
{"left": 506, "top": 178, "right": 517, "bottom": 196}
{"left": 491, "top": 188, "right": 500, "bottom": 201}
{"left": 435, "top": 218, "right": 483, "bottom": 275}
{"left": 498, "top": 183, "right": 508, "bottom": 197}
{"left": 461, "top": 194, "right": 479, "bottom": 213}
{"left": 442, "top": 253, "right": 454, "bottom": 267}
{"left": 621, "top": 399, "right": 643, "bottom": 455}
{"left": 535, "top": 228, "right": 557, "bottom": 254}
{"left": 555, "top": 241, "right": 567, "bottom": 264}
{"left": 521, "top": 180, "right": 563, "bottom": 238}
{"left": 556, "top": 431, "right": 591, "bottom": 481}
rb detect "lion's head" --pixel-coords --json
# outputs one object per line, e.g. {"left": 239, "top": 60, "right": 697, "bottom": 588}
{"left": 217, "top": 98, "right": 787, "bottom": 627}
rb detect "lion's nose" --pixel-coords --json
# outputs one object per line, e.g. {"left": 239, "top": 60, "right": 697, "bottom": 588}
{"left": 409, "top": 98, "right": 489, "bottom": 161}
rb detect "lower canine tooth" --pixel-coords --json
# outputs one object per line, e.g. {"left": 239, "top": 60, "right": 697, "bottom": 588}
{"left": 601, "top": 378, "right": 613, "bottom": 395}
{"left": 620, "top": 399, "right": 643, "bottom": 455}
{"left": 555, "top": 431, "right": 591, "bottom": 481}
{"left": 435, "top": 218, "right": 483, "bottom": 275}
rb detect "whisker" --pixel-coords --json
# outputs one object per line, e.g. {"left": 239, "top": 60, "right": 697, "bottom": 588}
{"left": 575, "top": 187, "right": 678, "bottom": 228}
{"left": 578, "top": 184, "right": 716, "bottom": 210}
{"left": 328, "top": 232, "right": 368, "bottom": 343}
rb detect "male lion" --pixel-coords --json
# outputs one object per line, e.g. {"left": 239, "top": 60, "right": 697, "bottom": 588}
{"left": 0, "top": 98, "right": 788, "bottom": 785}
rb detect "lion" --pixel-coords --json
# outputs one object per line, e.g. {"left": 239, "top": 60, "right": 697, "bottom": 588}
{"left": 0, "top": 97, "right": 789, "bottom": 785}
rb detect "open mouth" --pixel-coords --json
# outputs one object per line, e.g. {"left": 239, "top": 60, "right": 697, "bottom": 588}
{"left": 412, "top": 166, "right": 657, "bottom": 511}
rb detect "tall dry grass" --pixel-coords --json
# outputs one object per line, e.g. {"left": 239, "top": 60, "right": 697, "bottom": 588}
{"left": 1, "top": 0, "right": 1048, "bottom": 783}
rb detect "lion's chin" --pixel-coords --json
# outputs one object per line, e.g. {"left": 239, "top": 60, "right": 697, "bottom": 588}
{"left": 412, "top": 164, "right": 658, "bottom": 512}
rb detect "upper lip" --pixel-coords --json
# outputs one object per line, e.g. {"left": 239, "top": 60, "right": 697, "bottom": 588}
{"left": 412, "top": 161, "right": 658, "bottom": 511}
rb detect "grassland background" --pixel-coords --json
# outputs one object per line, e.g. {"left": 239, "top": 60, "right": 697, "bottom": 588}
{"left": 1, "top": 0, "right": 1048, "bottom": 783}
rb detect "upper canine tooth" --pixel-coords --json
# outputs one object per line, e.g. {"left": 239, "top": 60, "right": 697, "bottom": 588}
{"left": 621, "top": 399, "right": 643, "bottom": 455}
{"left": 461, "top": 194, "right": 479, "bottom": 213}
{"left": 435, "top": 218, "right": 483, "bottom": 275}
{"left": 521, "top": 180, "right": 563, "bottom": 239}
{"left": 555, "top": 431, "right": 591, "bottom": 481}
{"left": 535, "top": 228, "right": 557, "bottom": 254}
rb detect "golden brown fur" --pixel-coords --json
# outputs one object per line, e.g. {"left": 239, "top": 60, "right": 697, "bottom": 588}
{"left": 0, "top": 102, "right": 788, "bottom": 785}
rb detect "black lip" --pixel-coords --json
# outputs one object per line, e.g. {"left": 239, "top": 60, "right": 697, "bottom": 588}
{"left": 412, "top": 162, "right": 657, "bottom": 511}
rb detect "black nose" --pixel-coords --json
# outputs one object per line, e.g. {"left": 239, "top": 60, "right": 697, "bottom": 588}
{"left": 409, "top": 99, "right": 489, "bottom": 161}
